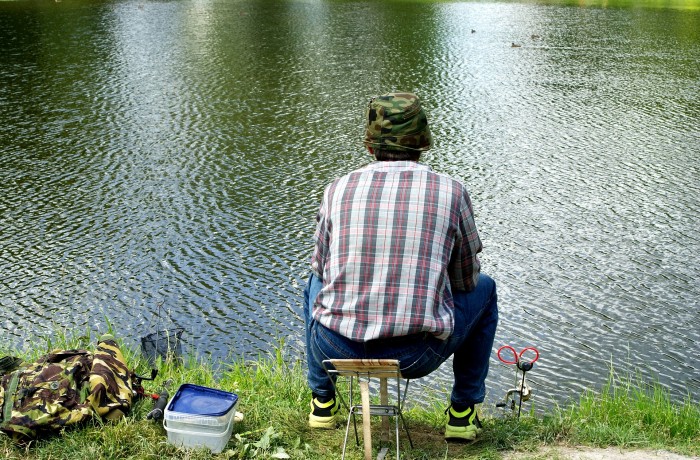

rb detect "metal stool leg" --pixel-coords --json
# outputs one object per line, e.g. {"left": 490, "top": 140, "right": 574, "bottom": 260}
{"left": 341, "top": 406, "right": 353, "bottom": 460}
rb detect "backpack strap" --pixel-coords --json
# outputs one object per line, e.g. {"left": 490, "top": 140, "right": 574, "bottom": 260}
{"left": 1, "top": 370, "right": 20, "bottom": 424}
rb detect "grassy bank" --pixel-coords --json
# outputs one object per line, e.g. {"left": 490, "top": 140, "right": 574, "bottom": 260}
{"left": 1, "top": 335, "right": 698, "bottom": 460}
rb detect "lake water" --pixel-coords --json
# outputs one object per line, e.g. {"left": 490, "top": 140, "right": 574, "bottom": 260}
{"left": 1, "top": 0, "right": 698, "bottom": 411}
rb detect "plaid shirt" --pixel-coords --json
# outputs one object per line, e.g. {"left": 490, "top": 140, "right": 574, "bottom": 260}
{"left": 311, "top": 161, "right": 482, "bottom": 341}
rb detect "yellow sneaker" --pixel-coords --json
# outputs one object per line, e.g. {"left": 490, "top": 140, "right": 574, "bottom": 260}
{"left": 444, "top": 405, "right": 483, "bottom": 441}
{"left": 308, "top": 397, "right": 340, "bottom": 429}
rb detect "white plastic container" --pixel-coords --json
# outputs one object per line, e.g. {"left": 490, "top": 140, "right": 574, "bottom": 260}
{"left": 163, "top": 384, "right": 239, "bottom": 453}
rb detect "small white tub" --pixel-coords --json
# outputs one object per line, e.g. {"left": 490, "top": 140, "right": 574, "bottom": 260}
{"left": 163, "top": 384, "right": 239, "bottom": 453}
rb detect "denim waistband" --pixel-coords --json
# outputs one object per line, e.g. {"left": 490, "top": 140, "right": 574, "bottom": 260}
{"left": 362, "top": 331, "right": 433, "bottom": 350}
{"left": 315, "top": 323, "right": 438, "bottom": 350}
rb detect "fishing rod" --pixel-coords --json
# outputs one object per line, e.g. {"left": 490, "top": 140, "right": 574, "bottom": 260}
{"left": 146, "top": 385, "right": 171, "bottom": 421}
{"left": 131, "top": 369, "right": 173, "bottom": 422}
{"left": 144, "top": 376, "right": 174, "bottom": 422}
{"left": 495, "top": 345, "right": 539, "bottom": 418}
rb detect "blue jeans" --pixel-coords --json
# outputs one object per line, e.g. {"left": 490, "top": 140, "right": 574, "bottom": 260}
{"left": 304, "top": 273, "right": 498, "bottom": 407}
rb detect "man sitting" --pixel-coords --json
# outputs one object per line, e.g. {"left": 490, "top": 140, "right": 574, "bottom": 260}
{"left": 303, "top": 92, "right": 498, "bottom": 441}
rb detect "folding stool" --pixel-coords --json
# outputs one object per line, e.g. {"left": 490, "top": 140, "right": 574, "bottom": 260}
{"left": 322, "top": 359, "right": 414, "bottom": 460}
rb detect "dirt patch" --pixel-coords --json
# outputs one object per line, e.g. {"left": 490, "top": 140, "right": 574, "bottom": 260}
{"left": 503, "top": 446, "right": 700, "bottom": 460}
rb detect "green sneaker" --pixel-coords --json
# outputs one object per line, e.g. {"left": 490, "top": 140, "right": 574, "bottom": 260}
{"left": 308, "top": 397, "right": 340, "bottom": 429}
{"left": 444, "top": 405, "right": 483, "bottom": 441}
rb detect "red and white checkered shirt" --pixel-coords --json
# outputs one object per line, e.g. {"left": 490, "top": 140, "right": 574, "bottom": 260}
{"left": 311, "top": 161, "right": 482, "bottom": 341}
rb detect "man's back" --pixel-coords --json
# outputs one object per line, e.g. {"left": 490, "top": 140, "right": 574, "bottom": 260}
{"left": 311, "top": 160, "right": 482, "bottom": 342}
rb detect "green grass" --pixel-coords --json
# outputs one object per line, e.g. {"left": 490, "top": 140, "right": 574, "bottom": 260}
{"left": 560, "top": 367, "right": 700, "bottom": 453}
{"left": 1, "top": 335, "right": 698, "bottom": 459}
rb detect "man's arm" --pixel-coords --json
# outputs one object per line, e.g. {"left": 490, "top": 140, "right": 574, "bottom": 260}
{"left": 310, "top": 189, "right": 330, "bottom": 280}
{"left": 448, "top": 188, "right": 482, "bottom": 292}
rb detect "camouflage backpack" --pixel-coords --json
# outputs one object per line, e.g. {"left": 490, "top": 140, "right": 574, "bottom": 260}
{"left": 0, "top": 334, "right": 134, "bottom": 442}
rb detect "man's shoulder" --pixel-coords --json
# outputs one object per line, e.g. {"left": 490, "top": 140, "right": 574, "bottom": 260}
{"left": 424, "top": 169, "right": 468, "bottom": 193}
{"left": 327, "top": 162, "right": 467, "bottom": 191}
{"left": 325, "top": 163, "right": 381, "bottom": 188}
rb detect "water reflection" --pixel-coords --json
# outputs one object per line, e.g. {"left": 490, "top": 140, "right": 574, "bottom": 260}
{"left": 0, "top": 0, "right": 698, "bottom": 410}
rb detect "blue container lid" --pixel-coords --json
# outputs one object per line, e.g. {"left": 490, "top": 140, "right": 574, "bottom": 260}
{"left": 168, "top": 384, "right": 238, "bottom": 417}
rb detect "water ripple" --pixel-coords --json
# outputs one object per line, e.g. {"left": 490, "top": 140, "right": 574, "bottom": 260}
{"left": 1, "top": 0, "right": 698, "bottom": 408}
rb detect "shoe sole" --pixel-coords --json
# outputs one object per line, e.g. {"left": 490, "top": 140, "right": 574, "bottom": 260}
{"left": 444, "top": 426, "right": 481, "bottom": 442}
{"left": 308, "top": 415, "right": 338, "bottom": 429}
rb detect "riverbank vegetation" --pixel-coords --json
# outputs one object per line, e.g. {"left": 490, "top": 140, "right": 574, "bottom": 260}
{"left": 525, "top": 0, "right": 700, "bottom": 11}
{"left": 1, "top": 334, "right": 698, "bottom": 459}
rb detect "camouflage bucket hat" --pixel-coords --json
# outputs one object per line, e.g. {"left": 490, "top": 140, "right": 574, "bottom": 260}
{"left": 363, "top": 92, "right": 432, "bottom": 152}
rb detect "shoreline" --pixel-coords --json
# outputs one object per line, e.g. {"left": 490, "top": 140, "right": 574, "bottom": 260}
{"left": 504, "top": 446, "right": 700, "bottom": 460}
{"left": 2, "top": 336, "right": 698, "bottom": 459}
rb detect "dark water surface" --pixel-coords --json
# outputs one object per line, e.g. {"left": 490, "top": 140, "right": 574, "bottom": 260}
{"left": 1, "top": 0, "right": 698, "bottom": 410}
